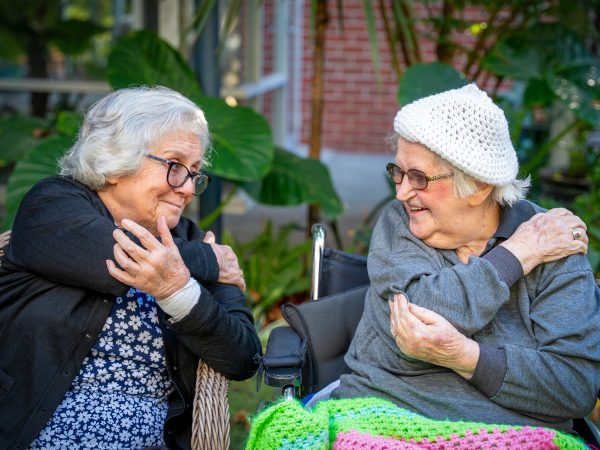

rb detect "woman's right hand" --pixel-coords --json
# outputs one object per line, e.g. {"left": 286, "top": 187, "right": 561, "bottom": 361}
{"left": 500, "top": 208, "right": 588, "bottom": 275}
{"left": 203, "top": 231, "right": 246, "bottom": 291}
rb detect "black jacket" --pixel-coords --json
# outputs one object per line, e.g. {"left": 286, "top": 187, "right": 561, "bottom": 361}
{"left": 0, "top": 176, "right": 261, "bottom": 450}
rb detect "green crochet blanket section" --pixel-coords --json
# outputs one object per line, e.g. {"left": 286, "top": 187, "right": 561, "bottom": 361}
{"left": 245, "top": 397, "right": 587, "bottom": 450}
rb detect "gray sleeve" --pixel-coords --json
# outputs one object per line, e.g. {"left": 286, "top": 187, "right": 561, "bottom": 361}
{"left": 467, "top": 344, "right": 506, "bottom": 397}
{"left": 369, "top": 203, "right": 514, "bottom": 336}
{"left": 488, "top": 262, "right": 600, "bottom": 418}
{"left": 482, "top": 246, "right": 523, "bottom": 287}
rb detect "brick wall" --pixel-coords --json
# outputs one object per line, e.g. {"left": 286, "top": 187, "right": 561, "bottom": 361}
{"left": 300, "top": 2, "right": 400, "bottom": 153}
{"left": 256, "top": 1, "right": 500, "bottom": 155}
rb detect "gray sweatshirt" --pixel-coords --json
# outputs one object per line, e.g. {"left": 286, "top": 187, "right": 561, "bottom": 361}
{"left": 333, "top": 199, "right": 600, "bottom": 432}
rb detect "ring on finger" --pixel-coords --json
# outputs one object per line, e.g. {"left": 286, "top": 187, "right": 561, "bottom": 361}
{"left": 572, "top": 228, "right": 584, "bottom": 240}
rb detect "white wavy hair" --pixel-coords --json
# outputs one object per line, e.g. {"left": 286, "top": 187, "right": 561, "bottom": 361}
{"left": 387, "top": 133, "right": 530, "bottom": 207}
{"left": 59, "top": 86, "right": 210, "bottom": 190}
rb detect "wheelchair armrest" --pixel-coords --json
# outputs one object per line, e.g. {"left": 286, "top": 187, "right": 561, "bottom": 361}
{"left": 262, "top": 326, "right": 305, "bottom": 389}
{"left": 573, "top": 417, "right": 600, "bottom": 447}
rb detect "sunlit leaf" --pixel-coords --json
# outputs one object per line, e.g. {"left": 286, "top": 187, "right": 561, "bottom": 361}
{"left": 107, "top": 29, "right": 201, "bottom": 98}
{"left": 194, "top": 96, "right": 273, "bottom": 182}
{"left": 240, "top": 148, "right": 344, "bottom": 218}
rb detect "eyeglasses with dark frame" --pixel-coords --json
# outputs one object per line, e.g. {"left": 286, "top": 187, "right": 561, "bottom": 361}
{"left": 385, "top": 162, "right": 453, "bottom": 190}
{"left": 145, "top": 153, "right": 211, "bottom": 195}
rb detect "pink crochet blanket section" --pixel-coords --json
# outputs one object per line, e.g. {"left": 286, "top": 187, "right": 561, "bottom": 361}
{"left": 333, "top": 428, "right": 563, "bottom": 450}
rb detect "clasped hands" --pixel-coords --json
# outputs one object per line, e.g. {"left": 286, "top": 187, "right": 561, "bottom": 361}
{"left": 389, "top": 292, "right": 479, "bottom": 379}
{"left": 106, "top": 217, "right": 246, "bottom": 300}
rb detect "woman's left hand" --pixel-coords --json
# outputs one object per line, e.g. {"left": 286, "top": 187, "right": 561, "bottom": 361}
{"left": 390, "top": 292, "right": 479, "bottom": 379}
{"left": 106, "top": 216, "right": 190, "bottom": 299}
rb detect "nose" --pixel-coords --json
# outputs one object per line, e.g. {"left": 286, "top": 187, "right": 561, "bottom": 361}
{"left": 174, "top": 176, "right": 196, "bottom": 197}
{"left": 395, "top": 176, "right": 415, "bottom": 202}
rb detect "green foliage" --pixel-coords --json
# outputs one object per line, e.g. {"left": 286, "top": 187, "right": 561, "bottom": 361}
{"left": 222, "top": 222, "right": 312, "bottom": 330}
{"left": 0, "top": 116, "right": 48, "bottom": 166}
{"left": 572, "top": 165, "right": 600, "bottom": 278}
{"left": 0, "top": 0, "right": 105, "bottom": 59}
{"left": 397, "top": 62, "right": 468, "bottom": 105}
{"left": 107, "top": 30, "right": 202, "bottom": 98}
{"left": 193, "top": 96, "right": 274, "bottom": 182}
{"left": 104, "top": 30, "right": 343, "bottom": 218}
{"left": 240, "top": 147, "right": 344, "bottom": 218}
{"left": 484, "top": 23, "right": 600, "bottom": 127}
{"left": 2, "top": 112, "right": 79, "bottom": 229}
{"left": 0, "top": 29, "right": 344, "bottom": 229}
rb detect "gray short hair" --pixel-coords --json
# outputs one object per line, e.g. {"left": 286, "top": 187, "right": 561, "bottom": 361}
{"left": 387, "top": 133, "right": 530, "bottom": 207}
{"left": 59, "top": 86, "right": 210, "bottom": 190}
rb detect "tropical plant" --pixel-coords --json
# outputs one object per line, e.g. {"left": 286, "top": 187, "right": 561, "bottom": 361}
{"left": 0, "top": 29, "right": 344, "bottom": 230}
{"left": 483, "top": 22, "right": 600, "bottom": 179}
{"left": 0, "top": 111, "right": 81, "bottom": 228}
{"left": 0, "top": 0, "right": 106, "bottom": 116}
{"left": 572, "top": 163, "right": 600, "bottom": 278}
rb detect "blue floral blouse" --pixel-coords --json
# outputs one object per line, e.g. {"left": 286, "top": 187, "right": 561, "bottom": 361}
{"left": 29, "top": 288, "right": 174, "bottom": 449}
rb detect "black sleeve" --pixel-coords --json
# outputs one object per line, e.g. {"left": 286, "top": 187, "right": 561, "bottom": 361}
{"left": 5, "top": 177, "right": 219, "bottom": 296}
{"left": 170, "top": 282, "right": 262, "bottom": 380}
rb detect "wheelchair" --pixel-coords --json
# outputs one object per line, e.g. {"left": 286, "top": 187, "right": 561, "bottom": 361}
{"left": 260, "top": 223, "right": 600, "bottom": 446}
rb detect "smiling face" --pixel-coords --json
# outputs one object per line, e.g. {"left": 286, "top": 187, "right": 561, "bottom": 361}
{"left": 394, "top": 138, "right": 498, "bottom": 251}
{"left": 98, "top": 130, "right": 202, "bottom": 235}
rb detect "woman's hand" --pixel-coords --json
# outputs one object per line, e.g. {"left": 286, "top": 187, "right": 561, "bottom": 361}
{"left": 106, "top": 216, "right": 190, "bottom": 299}
{"left": 390, "top": 292, "right": 479, "bottom": 379}
{"left": 203, "top": 231, "right": 246, "bottom": 291}
{"left": 500, "top": 208, "right": 588, "bottom": 275}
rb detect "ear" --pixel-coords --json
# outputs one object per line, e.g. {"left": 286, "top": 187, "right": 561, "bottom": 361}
{"left": 467, "top": 184, "right": 494, "bottom": 207}
{"left": 104, "top": 175, "right": 119, "bottom": 186}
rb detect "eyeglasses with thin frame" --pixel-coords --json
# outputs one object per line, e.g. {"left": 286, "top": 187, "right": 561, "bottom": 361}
{"left": 386, "top": 162, "right": 453, "bottom": 190}
{"left": 145, "top": 153, "right": 211, "bottom": 195}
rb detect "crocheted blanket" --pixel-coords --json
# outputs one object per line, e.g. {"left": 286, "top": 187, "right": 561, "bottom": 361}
{"left": 245, "top": 397, "right": 588, "bottom": 450}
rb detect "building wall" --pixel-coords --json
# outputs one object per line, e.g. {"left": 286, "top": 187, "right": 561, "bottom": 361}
{"left": 300, "top": 2, "right": 401, "bottom": 154}
{"left": 258, "top": 1, "right": 492, "bottom": 155}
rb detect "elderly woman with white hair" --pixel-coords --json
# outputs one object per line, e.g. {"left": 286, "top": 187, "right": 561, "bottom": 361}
{"left": 0, "top": 86, "right": 261, "bottom": 449}
{"left": 333, "top": 84, "right": 600, "bottom": 432}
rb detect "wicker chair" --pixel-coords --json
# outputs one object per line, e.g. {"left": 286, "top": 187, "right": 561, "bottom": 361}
{"left": 0, "top": 229, "right": 230, "bottom": 450}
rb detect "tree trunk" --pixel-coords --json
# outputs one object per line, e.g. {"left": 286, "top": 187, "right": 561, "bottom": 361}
{"left": 436, "top": 0, "right": 455, "bottom": 64}
{"left": 27, "top": 35, "right": 49, "bottom": 117}
{"left": 307, "top": 0, "right": 329, "bottom": 231}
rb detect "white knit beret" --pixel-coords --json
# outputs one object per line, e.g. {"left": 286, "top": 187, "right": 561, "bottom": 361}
{"left": 393, "top": 84, "right": 518, "bottom": 185}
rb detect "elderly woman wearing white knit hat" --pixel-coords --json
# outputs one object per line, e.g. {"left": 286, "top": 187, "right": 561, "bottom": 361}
{"left": 332, "top": 84, "right": 600, "bottom": 432}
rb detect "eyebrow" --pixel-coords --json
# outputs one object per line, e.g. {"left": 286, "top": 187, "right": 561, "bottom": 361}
{"left": 162, "top": 150, "right": 202, "bottom": 167}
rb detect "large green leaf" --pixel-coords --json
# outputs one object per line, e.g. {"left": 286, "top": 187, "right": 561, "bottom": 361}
{"left": 0, "top": 115, "right": 48, "bottom": 166}
{"left": 4, "top": 135, "right": 71, "bottom": 229}
{"left": 107, "top": 29, "right": 201, "bottom": 98}
{"left": 397, "top": 62, "right": 467, "bottom": 105}
{"left": 240, "top": 147, "right": 344, "bottom": 218}
{"left": 484, "top": 23, "right": 595, "bottom": 81}
{"left": 195, "top": 96, "right": 274, "bottom": 182}
{"left": 483, "top": 39, "right": 544, "bottom": 81}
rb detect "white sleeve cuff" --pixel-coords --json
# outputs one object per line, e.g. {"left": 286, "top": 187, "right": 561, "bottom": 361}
{"left": 156, "top": 277, "right": 200, "bottom": 322}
